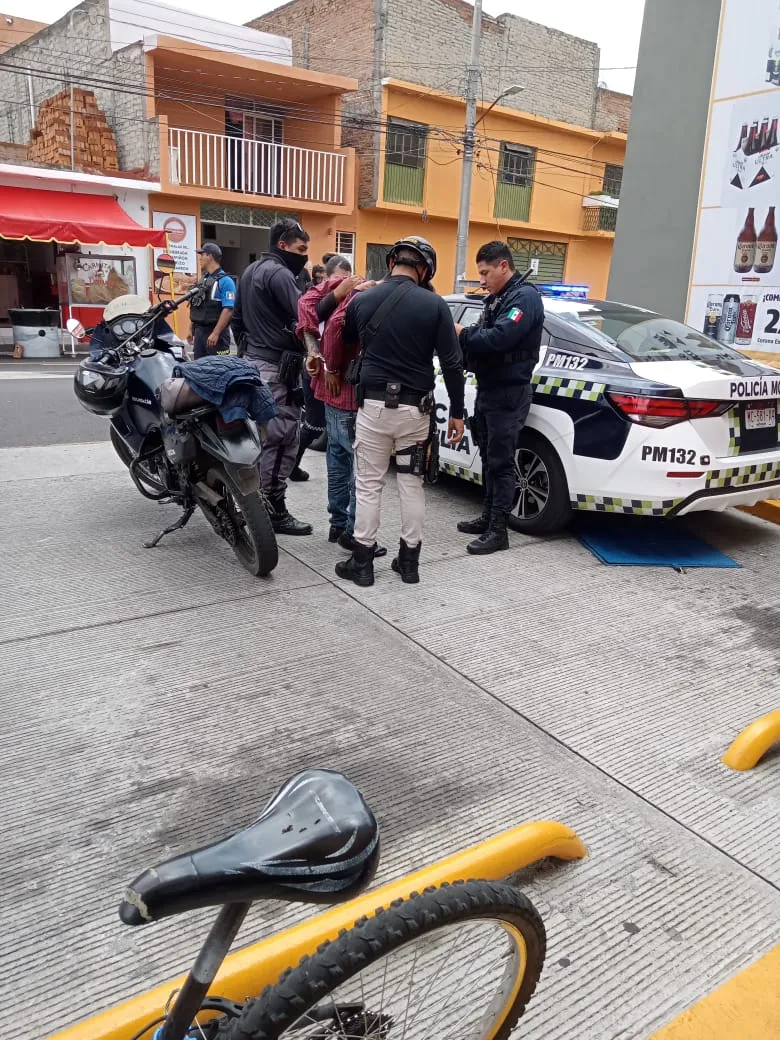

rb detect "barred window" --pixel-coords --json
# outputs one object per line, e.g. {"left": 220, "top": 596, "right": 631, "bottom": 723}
{"left": 499, "top": 143, "right": 536, "bottom": 187}
{"left": 386, "top": 118, "right": 428, "bottom": 169}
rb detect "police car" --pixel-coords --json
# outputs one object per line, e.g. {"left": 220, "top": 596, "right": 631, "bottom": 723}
{"left": 436, "top": 284, "right": 780, "bottom": 533}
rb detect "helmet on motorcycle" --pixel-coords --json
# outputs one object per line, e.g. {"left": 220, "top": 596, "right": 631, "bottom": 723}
{"left": 74, "top": 356, "right": 129, "bottom": 416}
{"left": 386, "top": 236, "right": 437, "bottom": 283}
{"left": 103, "top": 294, "right": 150, "bottom": 322}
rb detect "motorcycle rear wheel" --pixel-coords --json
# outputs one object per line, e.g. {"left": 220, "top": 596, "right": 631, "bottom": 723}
{"left": 204, "top": 465, "right": 278, "bottom": 577}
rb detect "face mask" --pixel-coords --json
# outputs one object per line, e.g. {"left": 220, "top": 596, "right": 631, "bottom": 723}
{"left": 274, "top": 247, "right": 308, "bottom": 276}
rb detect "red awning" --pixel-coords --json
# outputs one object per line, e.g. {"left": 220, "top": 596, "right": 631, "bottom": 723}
{"left": 0, "top": 185, "right": 166, "bottom": 248}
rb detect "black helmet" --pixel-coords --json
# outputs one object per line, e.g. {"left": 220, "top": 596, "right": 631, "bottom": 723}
{"left": 386, "top": 236, "right": 437, "bottom": 282}
{"left": 74, "top": 357, "right": 129, "bottom": 416}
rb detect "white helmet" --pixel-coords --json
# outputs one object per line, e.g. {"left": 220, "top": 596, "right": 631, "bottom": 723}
{"left": 103, "top": 294, "right": 150, "bottom": 322}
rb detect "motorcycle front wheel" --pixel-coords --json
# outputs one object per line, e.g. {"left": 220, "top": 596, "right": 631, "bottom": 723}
{"left": 204, "top": 465, "right": 279, "bottom": 577}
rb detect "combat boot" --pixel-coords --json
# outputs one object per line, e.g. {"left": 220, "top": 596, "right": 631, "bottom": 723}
{"left": 338, "top": 531, "right": 387, "bottom": 558}
{"left": 268, "top": 494, "right": 313, "bottom": 536}
{"left": 391, "top": 539, "right": 421, "bottom": 583}
{"left": 457, "top": 497, "right": 492, "bottom": 534}
{"left": 335, "top": 541, "right": 375, "bottom": 586}
{"left": 467, "top": 512, "right": 509, "bottom": 555}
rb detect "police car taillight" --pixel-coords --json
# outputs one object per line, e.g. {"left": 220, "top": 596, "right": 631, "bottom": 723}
{"left": 606, "top": 393, "right": 731, "bottom": 428}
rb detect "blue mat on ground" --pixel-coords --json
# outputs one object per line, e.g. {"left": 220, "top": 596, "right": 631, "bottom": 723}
{"left": 570, "top": 514, "right": 741, "bottom": 568}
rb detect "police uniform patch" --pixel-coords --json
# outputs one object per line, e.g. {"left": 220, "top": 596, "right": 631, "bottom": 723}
{"left": 508, "top": 307, "right": 524, "bottom": 323}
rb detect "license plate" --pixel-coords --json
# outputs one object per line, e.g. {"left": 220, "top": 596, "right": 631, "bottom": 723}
{"left": 745, "top": 406, "right": 777, "bottom": 430}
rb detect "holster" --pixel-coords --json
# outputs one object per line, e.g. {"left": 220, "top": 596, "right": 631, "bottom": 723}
{"left": 345, "top": 355, "right": 362, "bottom": 386}
{"left": 279, "top": 349, "right": 304, "bottom": 388}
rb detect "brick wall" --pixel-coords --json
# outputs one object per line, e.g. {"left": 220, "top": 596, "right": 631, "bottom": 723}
{"left": 0, "top": 0, "right": 159, "bottom": 175}
{"left": 594, "top": 87, "right": 632, "bottom": 133}
{"left": 383, "top": 0, "right": 600, "bottom": 129}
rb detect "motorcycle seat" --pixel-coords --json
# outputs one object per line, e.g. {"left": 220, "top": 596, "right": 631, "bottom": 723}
{"left": 159, "top": 376, "right": 210, "bottom": 416}
{"left": 119, "top": 769, "right": 380, "bottom": 926}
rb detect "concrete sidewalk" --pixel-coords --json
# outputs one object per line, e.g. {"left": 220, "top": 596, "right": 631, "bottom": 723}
{"left": 1, "top": 443, "right": 779, "bottom": 1040}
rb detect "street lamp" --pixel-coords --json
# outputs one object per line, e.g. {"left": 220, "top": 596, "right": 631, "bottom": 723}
{"left": 476, "top": 84, "right": 525, "bottom": 126}
{"left": 454, "top": 73, "right": 526, "bottom": 291}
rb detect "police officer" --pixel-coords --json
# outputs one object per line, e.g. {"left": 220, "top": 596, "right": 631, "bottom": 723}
{"left": 335, "top": 236, "right": 465, "bottom": 588}
{"left": 455, "top": 240, "right": 544, "bottom": 555}
{"left": 189, "top": 243, "right": 236, "bottom": 359}
{"left": 231, "top": 218, "right": 313, "bottom": 535}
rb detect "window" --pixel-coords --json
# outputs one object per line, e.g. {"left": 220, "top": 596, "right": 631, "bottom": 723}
{"left": 460, "top": 306, "right": 483, "bottom": 328}
{"left": 366, "top": 242, "right": 394, "bottom": 282}
{"left": 335, "top": 231, "right": 355, "bottom": 263}
{"left": 494, "top": 143, "right": 536, "bottom": 221}
{"left": 507, "top": 238, "right": 567, "bottom": 283}
{"left": 384, "top": 118, "right": 427, "bottom": 204}
{"left": 602, "top": 164, "right": 623, "bottom": 198}
{"left": 386, "top": 119, "right": 427, "bottom": 168}
{"left": 499, "top": 143, "right": 536, "bottom": 187}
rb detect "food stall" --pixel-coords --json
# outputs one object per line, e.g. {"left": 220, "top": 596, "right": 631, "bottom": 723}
{"left": 0, "top": 181, "right": 166, "bottom": 355}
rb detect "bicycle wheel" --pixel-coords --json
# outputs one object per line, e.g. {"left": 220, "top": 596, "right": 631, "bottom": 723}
{"left": 226, "top": 880, "right": 546, "bottom": 1040}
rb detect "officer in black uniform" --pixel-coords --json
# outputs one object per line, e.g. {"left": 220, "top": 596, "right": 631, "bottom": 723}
{"left": 456, "top": 240, "right": 544, "bottom": 555}
{"left": 189, "top": 242, "right": 236, "bottom": 359}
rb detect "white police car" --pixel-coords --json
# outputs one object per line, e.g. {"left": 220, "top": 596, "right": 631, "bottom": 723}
{"left": 437, "top": 284, "right": 780, "bottom": 533}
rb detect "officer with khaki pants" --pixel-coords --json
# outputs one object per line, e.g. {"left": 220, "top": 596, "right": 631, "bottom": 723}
{"left": 334, "top": 237, "right": 466, "bottom": 587}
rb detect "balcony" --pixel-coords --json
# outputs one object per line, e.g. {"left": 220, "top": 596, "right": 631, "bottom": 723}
{"left": 167, "top": 127, "right": 348, "bottom": 207}
{"left": 582, "top": 195, "right": 619, "bottom": 234}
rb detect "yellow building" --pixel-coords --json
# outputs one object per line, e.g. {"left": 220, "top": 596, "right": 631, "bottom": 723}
{"left": 355, "top": 80, "right": 627, "bottom": 294}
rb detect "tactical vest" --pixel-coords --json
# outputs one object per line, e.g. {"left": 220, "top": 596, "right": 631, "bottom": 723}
{"left": 190, "top": 272, "right": 226, "bottom": 326}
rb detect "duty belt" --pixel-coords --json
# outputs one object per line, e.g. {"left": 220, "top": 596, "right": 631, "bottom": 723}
{"left": 362, "top": 387, "right": 426, "bottom": 407}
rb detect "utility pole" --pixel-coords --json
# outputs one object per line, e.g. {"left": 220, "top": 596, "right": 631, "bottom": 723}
{"left": 454, "top": 0, "right": 482, "bottom": 293}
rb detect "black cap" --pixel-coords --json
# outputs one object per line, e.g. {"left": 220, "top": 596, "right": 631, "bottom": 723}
{"left": 196, "top": 242, "right": 222, "bottom": 260}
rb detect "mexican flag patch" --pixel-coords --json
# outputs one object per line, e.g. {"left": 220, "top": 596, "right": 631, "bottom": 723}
{"left": 508, "top": 307, "right": 524, "bottom": 322}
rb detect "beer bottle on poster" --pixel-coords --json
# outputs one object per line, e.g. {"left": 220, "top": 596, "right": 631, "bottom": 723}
{"left": 735, "top": 123, "right": 749, "bottom": 152}
{"left": 754, "top": 206, "right": 777, "bottom": 274}
{"left": 734, "top": 208, "right": 757, "bottom": 273}
{"left": 703, "top": 294, "right": 723, "bottom": 339}
{"left": 735, "top": 295, "right": 758, "bottom": 347}
{"left": 759, "top": 117, "right": 771, "bottom": 150}
{"left": 718, "top": 294, "right": 740, "bottom": 346}
{"left": 747, "top": 122, "right": 760, "bottom": 155}
{"left": 769, "top": 117, "right": 779, "bottom": 149}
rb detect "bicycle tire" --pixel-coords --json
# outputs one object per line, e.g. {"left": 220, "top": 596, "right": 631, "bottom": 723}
{"left": 224, "top": 880, "right": 546, "bottom": 1040}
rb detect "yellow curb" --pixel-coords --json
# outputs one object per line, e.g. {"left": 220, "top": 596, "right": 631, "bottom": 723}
{"left": 722, "top": 709, "right": 780, "bottom": 771}
{"left": 738, "top": 499, "right": 780, "bottom": 526}
{"left": 649, "top": 945, "right": 780, "bottom": 1038}
{"left": 50, "top": 820, "right": 586, "bottom": 1040}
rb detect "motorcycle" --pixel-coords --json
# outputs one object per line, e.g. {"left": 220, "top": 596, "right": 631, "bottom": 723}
{"left": 70, "top": 289, "right": 279, "bottom": 577}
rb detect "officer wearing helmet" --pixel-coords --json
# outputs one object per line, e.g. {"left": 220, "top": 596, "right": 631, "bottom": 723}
{"left": 334, "top": 236, "right": 465, "bottom": 588}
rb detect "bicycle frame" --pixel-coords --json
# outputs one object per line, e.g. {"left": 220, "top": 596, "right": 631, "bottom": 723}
{"left": 51, "top": 820, "right": 585, "bottom": 1040}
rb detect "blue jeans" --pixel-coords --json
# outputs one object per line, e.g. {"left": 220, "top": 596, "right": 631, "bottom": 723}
{"left": 325, "top": 404, "right": 356, "bottom": 533}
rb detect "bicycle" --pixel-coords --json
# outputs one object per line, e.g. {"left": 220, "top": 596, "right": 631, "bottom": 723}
{"left": 53, "top": 769, "right": 586, "bottom": 1040}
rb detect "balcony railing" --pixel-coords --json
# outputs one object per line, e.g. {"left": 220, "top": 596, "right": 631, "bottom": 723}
{"left": 168, "top": 128, "right": 346, "bottom": 205}
{"left": 582, "top": 201, "right": 618, "bottom": 232}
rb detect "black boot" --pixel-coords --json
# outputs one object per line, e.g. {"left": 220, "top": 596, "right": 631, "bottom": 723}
{"left": 467, "top": 512, "right": 509, "bottom": 555}
{"left": 457, "top": 496, "right": 492, "bottom": 534}
{"left": 268, "top": 494, "right": 313, "bottom": 536}
{"left": 335, "top": 541, "right": 375, "bottom": 586}
{"left": 457, "top": 511, "right": 490, "bottom": 534}
{"left": 290, "top": 426, "right": 318, "bottom": 482}
{"left": 391, "top": 539, "right": 421, "bottom": 583}
{"left": 338, "top": 530, "right": 387, "bottom": 558}
{"left": 329, "top": 524, "right": 346, "bottom": 543}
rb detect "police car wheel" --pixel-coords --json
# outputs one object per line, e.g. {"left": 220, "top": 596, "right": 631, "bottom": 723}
{"left": 508, "top": 433, "right": 572, "bottom": 535}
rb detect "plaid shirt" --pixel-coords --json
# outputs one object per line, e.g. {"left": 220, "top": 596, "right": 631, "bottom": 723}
{"left": 297, "top": 277, "right": 359, "bottom": 412}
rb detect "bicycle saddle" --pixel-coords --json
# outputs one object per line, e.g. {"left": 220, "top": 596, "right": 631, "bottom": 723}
{"left": 119, "top": 769, "right": 380, "bottom": 926}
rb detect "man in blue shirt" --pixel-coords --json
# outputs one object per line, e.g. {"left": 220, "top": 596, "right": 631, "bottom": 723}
{"left": 190, "top": 242, "right": 236, "bottom": 359}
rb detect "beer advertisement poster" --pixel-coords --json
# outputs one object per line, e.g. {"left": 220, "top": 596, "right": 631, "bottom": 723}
{"left": 687, "top": 0, "right": 780, "bottom": 361}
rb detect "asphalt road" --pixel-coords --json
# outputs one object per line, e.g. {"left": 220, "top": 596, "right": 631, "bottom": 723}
{"left": 0, "top": 361, "right": 107, "bottom": 447}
